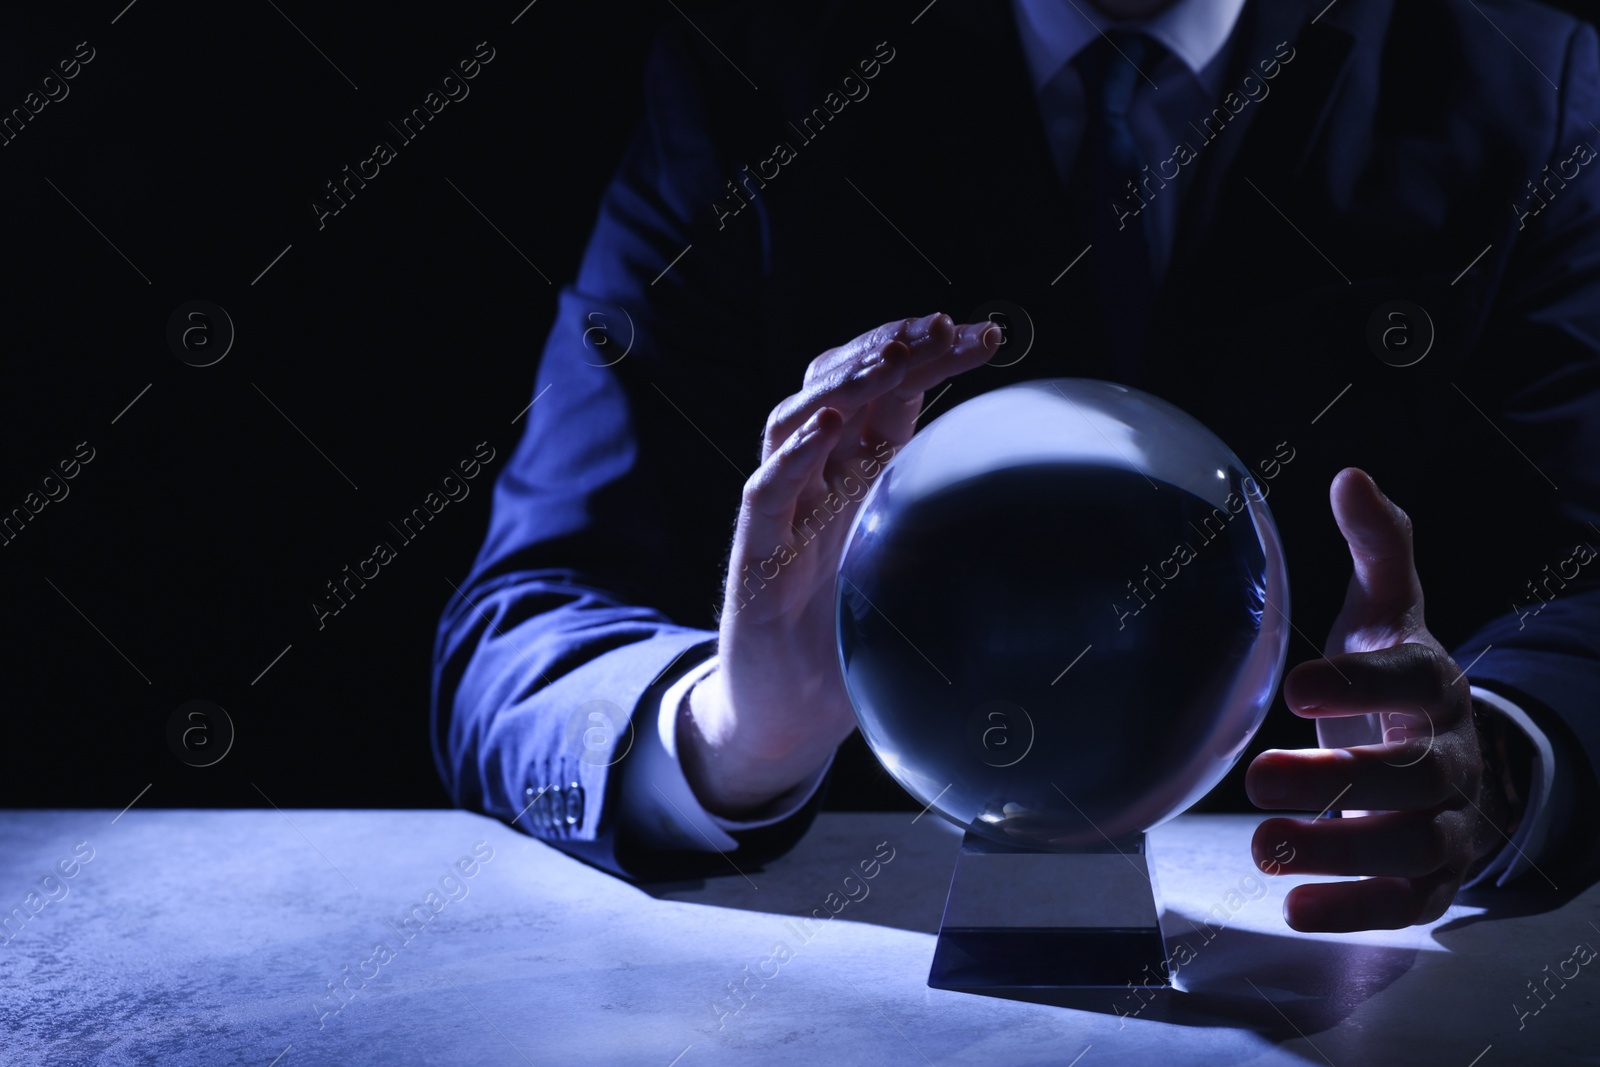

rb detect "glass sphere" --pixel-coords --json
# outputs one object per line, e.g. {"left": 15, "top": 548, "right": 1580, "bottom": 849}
{"left": 836, "top": 379, "right": 1290, "bottom": 850}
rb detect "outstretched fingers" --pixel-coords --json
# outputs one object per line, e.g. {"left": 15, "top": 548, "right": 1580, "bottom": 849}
{"left": 762, "top": 313, "right": 1001, "bottom": 463}
{"left": 859, "top": 319, "right": 1001, "bottom": 447}
{"left": 1282, "top": 869, "right": 1459, "bottom": 932}
{"left": 731, "top": 407, "right": 844, "bottom": 621}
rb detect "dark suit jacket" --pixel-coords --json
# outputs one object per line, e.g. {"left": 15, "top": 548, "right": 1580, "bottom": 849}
{"left": 432, "top": 0, "right": 1600, "bottom": 883}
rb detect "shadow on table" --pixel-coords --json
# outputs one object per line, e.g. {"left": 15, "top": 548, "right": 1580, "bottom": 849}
{"left": 637, "top": 867, "right": 1419, "bottom": 1044}
{"left": 965, "top": 880, "right": 1582, "bottom": 1044}
{"left": 634, "top": 813, "right": 1585, "bottom": 1051}
{"left": 634, "top": 866, "right": 949, "bottom": 936}
{"left": 969, "top": 912, "right": 1418, "bottom": 1044}
{"left": 635, "top": 812, "right": 960, "bottom": 935}
{"left": 1434, "top": 882, "right": 1585, "bottom": 937}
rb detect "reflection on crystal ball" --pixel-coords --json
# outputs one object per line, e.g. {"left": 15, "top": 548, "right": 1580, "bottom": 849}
{"left": 836, "top": 379, "right": 1290, "bottom": 850}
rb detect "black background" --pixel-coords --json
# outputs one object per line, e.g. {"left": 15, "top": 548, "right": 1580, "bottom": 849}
{"left": 2, "top": 0, "right": 1592, "bottom": 812}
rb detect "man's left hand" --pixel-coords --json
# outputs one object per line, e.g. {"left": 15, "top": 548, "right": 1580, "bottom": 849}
{"left": 1246, "top": 467, "right": 1505, "bottom": 932}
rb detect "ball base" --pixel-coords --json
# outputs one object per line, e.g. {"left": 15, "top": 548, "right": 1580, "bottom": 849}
{"left": 928, "top": 829, "right": 1170, "bottom": 991}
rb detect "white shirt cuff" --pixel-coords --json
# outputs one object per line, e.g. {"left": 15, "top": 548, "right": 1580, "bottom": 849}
{"left": 616, "top": 654, "right": 834, "bottom": 853}
{"left": 1464, "top": 684, "right": 1559, "bottom": 889}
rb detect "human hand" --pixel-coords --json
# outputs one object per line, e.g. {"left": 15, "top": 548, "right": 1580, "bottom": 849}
{"left": 1247, "top": 468, "right": 1506, "bottom": 931}
{"left": 679, "top": 313, "right": 1002, "bottom": 817}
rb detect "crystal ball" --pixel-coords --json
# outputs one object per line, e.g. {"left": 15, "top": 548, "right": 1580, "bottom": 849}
{"left": 835, "top": 379, "right": 1290, "bottom": 850}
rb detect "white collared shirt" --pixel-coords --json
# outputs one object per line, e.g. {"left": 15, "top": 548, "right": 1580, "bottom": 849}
{"left": 1012, "top": 0, "right": 1248, "bottom": 91}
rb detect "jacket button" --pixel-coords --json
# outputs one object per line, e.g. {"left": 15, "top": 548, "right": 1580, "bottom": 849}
{"left": 524, "top": 784, "right": 549, "bottom": 831}
{"left": 564, "top": 781, "right": 584, "bottom": 827}
{"left": 545, "top": 783, "right": 565, "bottom": 832}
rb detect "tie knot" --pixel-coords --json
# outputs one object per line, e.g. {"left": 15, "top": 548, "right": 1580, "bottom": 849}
{"left": 1076, "top": 30, "right": 1162, "bottom": 119}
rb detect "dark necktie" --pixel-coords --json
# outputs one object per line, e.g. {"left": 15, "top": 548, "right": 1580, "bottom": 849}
{"left": 1067, "top": 31, "right": 1166, "bottom": 381}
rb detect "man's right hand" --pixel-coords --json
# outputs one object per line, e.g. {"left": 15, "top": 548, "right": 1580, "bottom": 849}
{"left": 677, "top": 312, "right": 1003, "bottom": 818}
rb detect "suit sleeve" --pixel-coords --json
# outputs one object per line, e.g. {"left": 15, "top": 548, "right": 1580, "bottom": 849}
{"left": 1449, "top": 20, "right": 1600, "bottom": 887}
{"left": 429, "top": 23, "right": 831, "bottom": 881}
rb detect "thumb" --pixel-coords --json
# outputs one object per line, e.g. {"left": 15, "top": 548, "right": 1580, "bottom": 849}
{"left": 1329, "top": 467, "right": 1426, "bottom": 640}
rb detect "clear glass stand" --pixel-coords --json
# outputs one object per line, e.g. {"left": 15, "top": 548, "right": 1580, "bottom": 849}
{"left": 928, "top": 829, "right": 1170, "bottom": 990}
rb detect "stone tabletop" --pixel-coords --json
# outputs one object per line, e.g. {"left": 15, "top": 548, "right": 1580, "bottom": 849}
{"left": 0, "top": 809, "right": 1594, "bottom": 1066}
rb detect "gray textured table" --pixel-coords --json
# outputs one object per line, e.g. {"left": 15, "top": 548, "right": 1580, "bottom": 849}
{"left": 1, "top": 809, "right": 1595, "bottom": 1066}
